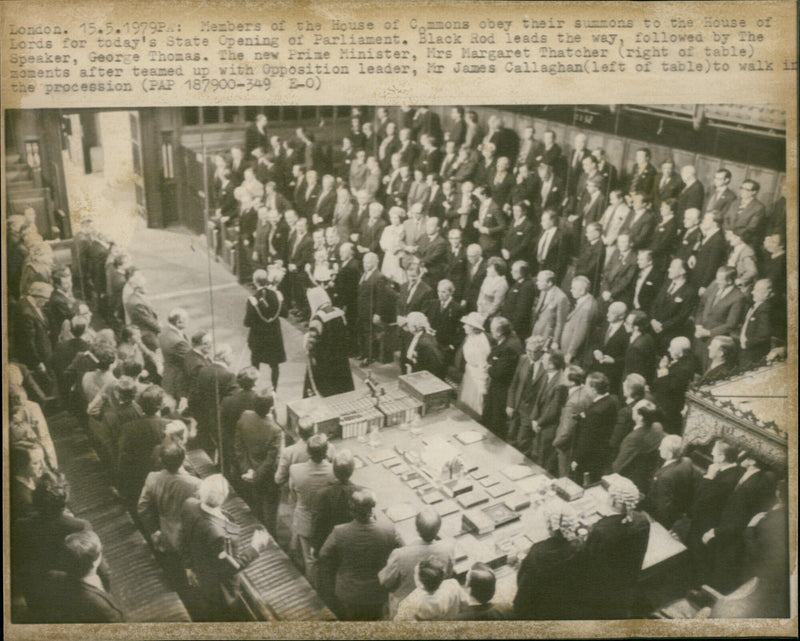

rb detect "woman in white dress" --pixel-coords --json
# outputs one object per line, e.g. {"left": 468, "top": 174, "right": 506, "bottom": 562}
{"left": 476, "top": 256, "right": 509, "bottom": 318}
{"left": 380, "top": 206, "right": 408, "bottom": 286}
{"left": 457, "top": 312, "right": 492, "bottom": 415}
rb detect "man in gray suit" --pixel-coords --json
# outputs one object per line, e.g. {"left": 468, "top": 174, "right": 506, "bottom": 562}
{"left": 531, "top": 270, "right": 570, "bottom": 348}
{"left": 159, "top": 308, "right": 190, "bottom": 402}
{"left": 505, "top": 335, "right": 548, "bottom": 453}
{"left": 560, "top": 276, "right": 600, "bottom": 366}
{"left": 552, "top": 365, "right": 593, "bottom": 478}
{"left": 289, "top": 434, "right": 335, "bottom": 587}
{"left": 692, "top": 265, "right": 747, "bottom": 368}
{"left": 123, "top": 272, "right": 160, "bottom": 351}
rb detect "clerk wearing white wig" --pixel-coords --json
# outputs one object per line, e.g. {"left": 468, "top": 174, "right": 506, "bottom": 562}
{"left": 303, "top": 287, "right": 355, "bottom": 398}
{"left": 403, "top": 312, "right": 446, "bottom": 379}
{"left": 581, "top": 474, "right": 651, "bottom": 619}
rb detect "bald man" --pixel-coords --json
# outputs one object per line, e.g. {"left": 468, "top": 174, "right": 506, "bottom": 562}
{"left": 676, "top": 165, "right": 705, "bottom": 218}
{"left": 357, "top": 252, "right": 397, "bottom": 364}
{"left": 588, "top": 301, "right": 629, "bottom": 394}
{"left": 651, "top": 337, "right": 696, "bottom": 434}
{"left": 379, "top": 507, "right": 456, "bottom": 618}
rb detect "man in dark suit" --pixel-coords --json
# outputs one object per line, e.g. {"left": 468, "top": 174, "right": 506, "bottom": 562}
{"left": 286, "top": 217, "right": 315, "bottom": 316}
{"left": 588, "top": 301, "right": 630, "bottom": 394}
{"left": 218, "top": 367, "right": 259, "bottom": 477}
{"left": 530, "top": 350, "right": 568, "bottom": 469}
{"left": 482, "top": 115, "right": 520, "bottom": 163}
{"left": 611, "top": 399, "right": 665, "bottom": 493}
{"left": 181, "top": 475, "right": 270, "bottom": 621}
{"left": 462, "top": 243, "right": 487, "bottom": 312}
{"left": 620, "top": 191, "right": 657, "bottom": 251}
{"left": 655, "top": 160, "right": 685, "bottom": 206}
{"left": 296, "top": 170, "right": 321, "bottom": 219}
{"left": 14, "top": 281, "right": 55, "bottom": 393}
{"left": 725, "top": 179, "right": 767, "bottom": 248}
{"left": 516, "top": 125, "right": 544, "bottom": 171}
{"left": 356, "top": 202, "right": 387, "bottom": 258}
{"left": 123, "top": 273, "right": 161, "bottom": 351}
{"left": 692, "top": 265, "right": 747, "bottom": 367}
{"left": 45, "top": 267, "right": 76, "bottom": 346}
{"left": 183, "top": 331, "right": 213, "bottom": 405}
{"left": 117, "top": 385, "right": 169, "bottom": 503}
{"left": 334, "top": 242, "right": 361, "bottom": 356}
{"left": 311, "top": 450, "right": 363, "bottom": 557}
{"left": 600, "top": 233, "right": 637, "bottom": 308}
{"left": 159, "top": 308, "right": 190, "bottom": 402}
{"left": 438, "top": 140, "right": 460, "bottom": 182}
{"left": 623, "top": 311, "right": 658, "bottom": 384}
{"left": 505, "top": 335, "right": 548, "bottom": 452}
{"left": 483, "top": 317, "right": 523, "bottom": 441}
{"left": 489, "top": 156, "right": 515, "bottom": 209}
{"left": 739, "top": 279, "right": 780, "bottom": 365}
{"left": 649, "top": 198, "right": 681, "bottom": 273}
{"left": 650, "top": 258, "right": 698, "bottom": 349}
{"left": 644, "top": 434, "right": 701, "bottom": 530}
{"left": 501, "top": 203, "right": 535, "bottom": 266}
{"left": 311, "top": 174, "right": 337, "bottom": 229}
{"left": 47, "top": 531, "right": 124, "bottom": 623}
{"left": 397, "top": 259, "right": 434, "bottom": 319}
{"left": 443, "top": 228, "right": 468, "bottom": 301}
{"left": 319, "top": 489, "right": 402, "bottom": 621}
{"left": 412, "top": 106, "right": 443, "bottom": 145}
{"left": 573, "top": 222, "right": 606, "bottom": 295}
{"left": 415, "top": 217, "right": 449, "bottom": 287}
{"left": 572, "top": 372, "right": 619, "bottom": 484}
{"left": 189, "top": 345, "right": 239, "bottom": 455}
{"left": 533, "top": 163, "right": 564, "bottom": 218}
{"left": 688, "top": 440, "right": 743, "bottom": 586}
{"left": 675, "top": 207, "right": 703, "bottom": 265}
{"left": 628, "top": 148, "right": 658, "bottom": 202}
{"left": 552, "top": 366, "right": 592, "bottom": 477}
{"left": 691, "top": 212, "right": 728, "bottom": 291}
{"left": 675, "top": 165, "right": 705, "bottom": 218}
{"left": 473, "top": 186, "right": 506, "bottom": 257}
{"left": 233, "top": 395, "right": 282, "bottom": 533}
{"left": 608, "top": 373, "right": 648, "bottom": 459}
{"left": 564, "top": 132, "right": 591, "bottom": 204}
{"left": 707, "top": 452, "right": 775, "bottom": 594}
{"left": 501, "top": 260, "right": 537, "bottom": 341}
{"left": 244, "top": 114, "right": 269, "bottom": 158}
{"left": 445, "top": 106, "right": 467, "bottom": 148}
{"left": 705, "top": 168, "right": 737, "bottom": 219}
{"left": 416, "top": 134, "right": 444, "bottom": 176}
{"left": 535, "top": 210, "right": 568, "bottom": 282}
{"left": 425, "top": 279, "right": 463, "bottom": 363}
{"left": 651, "top": 337, "right": 696, "bottom": 434}
{"left": 51, "top": 317, "right": 91, "bottom": 401}
{"left": 537, "top": 130, "right": 563, "bottom": 176}
{"left": 357, "top": 252, "right": 397, "bottom": 365}
{"left": 631, "top": 250, "right": 661, "bottom": 313}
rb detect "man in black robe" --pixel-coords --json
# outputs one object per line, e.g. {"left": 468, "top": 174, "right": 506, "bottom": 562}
{"left": 304, "top": 287, "right": 354, "bottom": 397}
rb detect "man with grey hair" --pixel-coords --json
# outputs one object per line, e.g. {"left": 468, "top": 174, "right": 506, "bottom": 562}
{"left": 462, "top": 243, "right": 487, "bottom": 312}
{"left": 676, "top": 165, "right": 705, "bottom": 218}
{"left": 589, "top": 300, "right": 629, "bottom": 394}
{"left": 357, "top": 252, "right": 396, "bottom": 365}
{"left": 181, "top": 474, "right": 271, "bottom": 620}
{"left": 531, "top": 270, "right": 569, "bottom": 349}
{"left": 190, "top": 343, "right": 238, "bottom": 457}
{"left": 160, "top": 308, "right": 190, "bottom": 401}
{"left": 652, "top": 336, "right": 696, "bottom": 434}
{"left": 560, "top": 275, "right": 599, "bottom": 365}
{"left": 644, "top": 434, "right": 699, "bottom": 529}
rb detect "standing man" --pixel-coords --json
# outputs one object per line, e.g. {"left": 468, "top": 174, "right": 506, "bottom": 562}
{"left": 357, "top": 252, "right": 397, "bottom": 365}
{"left": 159, "top": 308, "right": 190, "bottom": 402}
{"left": 650, "top": 258, "right": 698, "bottom": 349}
{"left": 483, "top": 317, "right": 523, "bottom": 440}
{"left": 289, "top": 434, "right": 335, "bottom": 588}
{"left": 560, "top": 276, "right": 600, "bottom": 365}
{"left": 531, "top": 270, "right": 570, "bottom": 349}
{"left": 333, "top": 243, "right": 361, "bottom": 357}
{"left": 572, "top": 372, "right": 619, "bottom": 485}
{"left": 552, "top": 366, "right": 591, "bottom": 478}
{"left": 705, "top": 169, "right": 737, "bottom": 219}
{"left": 651, "top": 337, "right": 696, "bottom": 434}
{"left": 505, "top": 335, "right": 548, "bottom": 452}
{"left": 725, "top": 180, "right": 767, "bottom": 248}
{"left": 501, "top": 260, "right": 537, "bottom": 341}
{"left": 244, "top": 268, "right": 286, "bottom": 392}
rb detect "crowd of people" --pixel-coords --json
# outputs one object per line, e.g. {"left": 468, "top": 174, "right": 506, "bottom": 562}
{"left": 6, "top": 105, "right": 789, "bottom": 623}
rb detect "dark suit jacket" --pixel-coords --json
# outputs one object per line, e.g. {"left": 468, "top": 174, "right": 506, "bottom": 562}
{"left": 675, "top": 226, "right": 702, "bottom": 264}
{"left": 462, "top": 260, "right": 488, "bottom": 310}
{"left": 417, "top": 234, "right": 449, "bottom": 285}
{"left": 287, "top": 232, "right": 315, "bottom": 269}
{"left": 650, "top": 280, "right": 698, "bottom": 342}
{"left": 588, "top": 322, "right": 629, "bottom": 391}
{"left": 333, "top": 258, "right": 361, "bottom": 320}
{"left": 621, "top": 208, "right": 657, "bottom": 250}
{"left": 536, "top": 227, "right": 569, "bottom": 282}
{"left": 15, "top": 299, "right": 52, "bottom": 368}
{"left": 573, "top": 394, "right": 619, "bottom": 474}
{"left": 311, "top": 480, "right": 362, "bottom": 552}
{"left": 675, "top": 180, "right": 705, "bottom": 217}
{"left": 689, "top": 465, "right": 744, "bottom": 541}
{"left": 312, "top": 189, "right": 337, "bottom": 227}
{"left": 125, "top": 291, "right": 160, "bottom": 337}
{"left": 189, "top": 363, "right": 238, "bottom": 445}
{"left": 716, "top": 470, "right": 774, "bottom": 544}
{"left": 655, "top": 173, "right": 685, "bottom": 205}
{"left": 612, "top": 424, "right": 666, "bottom": 492}
{"left": 691, "top": 230, "right": 728, "bottom": 288}
{"left": 646, "top": 456, "right": 699, "bottom": 529}
{"left": 648, "top": 216, "right": 680, "bottom": 268}
{"left": 406, "top": 333, "right": 447, "bottom": 380}
{"left": 600, "top": 249, "right": 637, "bottom": 304}
{"left": 531, "top": 375, "right": 568, "bottom": 430}
{"left": 45, "top": 289, "right": 75, "bottom": 343}
{"left": 476, "top": 199, "right": 506, "bottom": 255}
{"left": 357, "top": 270, "right": 396, "bottom": 325}
{"left": 502, "top": 218, "right": 535, "bottom": 265}
{"left": 46, "top": 572, "right": 124, "bottom": 623}
{"left": 245, "top": 123, "right": 269, "bottom": 157}
{"left": 183, "top": 349, "right": 212, "bottom": 395}
{"left": 159, "top": 325, "right": 190, "bottom": 399}
{"left": 501, "top": 278, "right": 537, "bottom": 341}
{"left": 506, "top": 355, "right": 546, "bottom": 418}
{"left": 632, "top": 267, "right": 661, "bottom": 313}
{"left": 416, "top": 147, "right": 443, "bottom": 176}
{"left": 234, "top": 410, "right": 281, "bottom": 484}
{"left": 695, "top": 282, "right": 747, "bottom": 337}
{"left": 117, "top": 415, "right": 169, "bottom": 501}
{"left": 444, "top": 245, "right": 468, "bottom": 299}
{"left": 534, "top": 177, "right": 565, "bottom": 217}
{"left": 574, "top": 240, "right": 606, "bottom": 293}
{"left": 705, "top": 187, "right": 737, "bottom": 219}
{"left": 629, "top": 163, "right": 658, "bottom": 201}
{"left": 489, "top": 171, "right": 515, "bottom": 208}
{"left": 624, "top": 333, "right": 658, "bottom": 383}
{"left": 725, "top": 198, "right": 767, "bottom": 248}
{"left": 397, "top": 279, "right": 434, "bottom": 317}
{"left": 514, "top": 534, "right": 586, "bottom": 621}
{"left": 425, "top": 299, "right": 463, "bottom": 352}
{"left": 357, "top": 219, "right": 387, "bottom": 256}
{"left": 740, "top": 301, "right": 776, "bottom": 363}
{"left": 220, "top": 389, "right": 259, "bottom": 439}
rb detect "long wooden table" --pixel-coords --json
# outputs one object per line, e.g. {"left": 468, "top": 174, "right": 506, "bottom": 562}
{"left": 311, "top": 385, "right": 688, "bottom": 608}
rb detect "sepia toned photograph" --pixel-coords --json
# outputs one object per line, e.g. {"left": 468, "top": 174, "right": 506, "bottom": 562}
{"left": 4, "top": 102, "right": 791, "bottom": 629}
